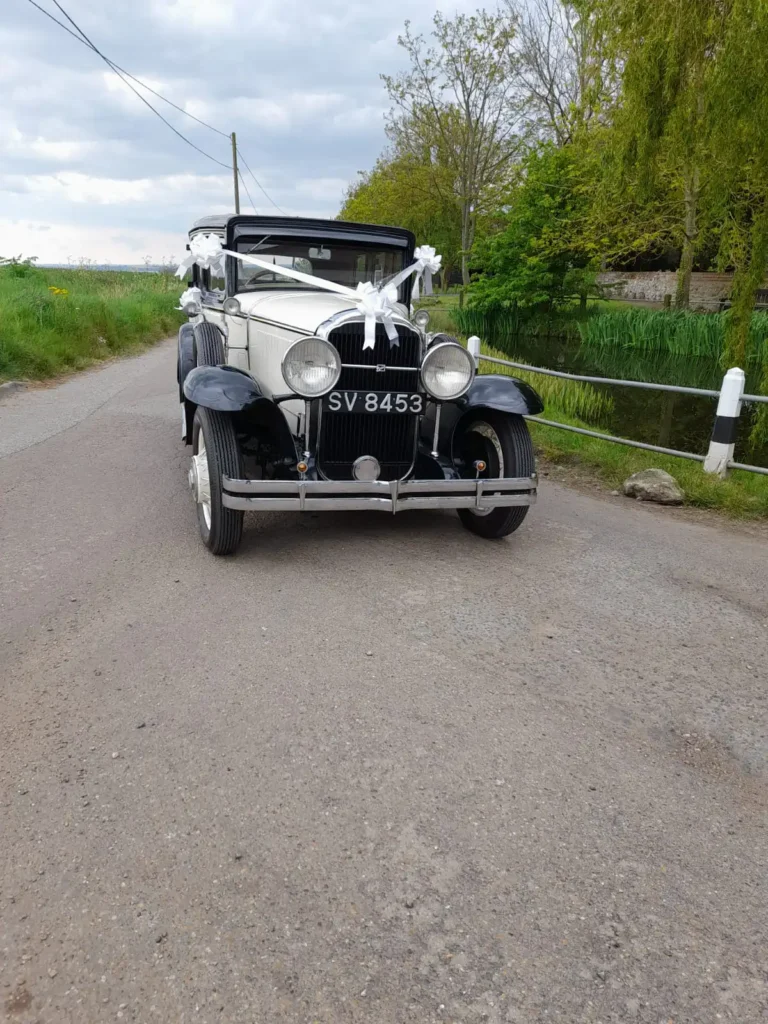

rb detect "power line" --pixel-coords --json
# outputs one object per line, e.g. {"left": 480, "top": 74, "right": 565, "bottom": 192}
{"left": 27, "top": 0, "right": 230, "bottom": 169}
{"left": 27, "top": 0, "right": 287, "bottom": 213}
{"left": 237, "top": 147, "right": 286, "bottom": 214}
{"left": 237, "top": 170, "right": 257, "bottom": 213}
{"left": 25, "top": 0, "right": 229, "bottom": 140}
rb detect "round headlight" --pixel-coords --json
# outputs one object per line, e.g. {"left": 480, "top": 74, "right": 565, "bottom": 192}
{"left": 281, "top": 336, "right": 342, "bottom": 398}
{"left": 223, "top": 297, "right": 241, "bottom": 316}
{"left": 420, "top": 341, "right": 474, "bottom": 400}
{"left": 413, "top": 309, "right": 430, "bottom": 330}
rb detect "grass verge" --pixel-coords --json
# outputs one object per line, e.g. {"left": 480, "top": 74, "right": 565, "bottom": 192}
{"left": 530, "top": 414, "right": 768, "bottom": 519}
{"left": 0, "top": 266, "right": 184, "bottom": 381}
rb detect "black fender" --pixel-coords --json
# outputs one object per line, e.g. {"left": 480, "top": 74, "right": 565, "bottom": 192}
{"left": 457, "top": 374, "right": 544, "bottom": 417}
{"left": 177, "top": 322, "right": 196, "bottom": 401}
{"left": 182, "top": 365, "right": 295, "bottom": 458}
{"left": 421, "top": 374, "right": 544, "bottom": 457}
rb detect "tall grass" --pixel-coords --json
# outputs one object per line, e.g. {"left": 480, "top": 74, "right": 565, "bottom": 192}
{"left": 453, "top": 306, "right": 581, "bottom": 347}
{"left": 531, "top": 414, "right": 768, "bottom": 519}
{"left": 0, "top": 267, "right": 184, "bottom": 381}
{"left": 578, "top": 307, "right": 768, "bottom": 366}
{"left": 479, "top": 343, "right": 614, "bottom": 425}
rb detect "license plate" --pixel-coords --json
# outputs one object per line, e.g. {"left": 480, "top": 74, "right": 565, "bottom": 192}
{"left": 323, "top": 391, "right": 425, "bottom": 414}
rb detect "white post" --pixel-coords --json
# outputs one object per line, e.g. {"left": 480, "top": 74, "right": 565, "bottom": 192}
{"left": 703, "top": 367, "right": 745, "bottom": 478}
{"left": 467, "top": 335, "right": 481, "bottom": 369}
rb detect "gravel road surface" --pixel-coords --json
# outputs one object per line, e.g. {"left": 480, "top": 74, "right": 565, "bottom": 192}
{"left": 1, "top": 341, "right": 766, "bottom": 1024}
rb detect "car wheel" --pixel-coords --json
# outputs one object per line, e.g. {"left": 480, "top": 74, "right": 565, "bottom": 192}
{"left": 195, "top": 322, "right": 225, "bottom": 366}
{"left": 190, "top": 407, "right": 244, "bottom": 555}
{"left": 455, "top": 412, "right": 534, "bottom": 539}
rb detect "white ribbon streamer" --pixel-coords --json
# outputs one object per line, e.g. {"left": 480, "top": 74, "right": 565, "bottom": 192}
{"left": 177, "top": 236, "right": 441, "bottom": 351}
{"left": 387, "top": 244, "right": 442, "bottom": 302}
{"left": 411, "top": 245, "right": 442, "bottom": 302}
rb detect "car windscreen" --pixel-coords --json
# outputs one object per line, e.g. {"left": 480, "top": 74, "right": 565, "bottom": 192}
{"left": 234, "top": 239, "right": 407, "bottom": 293}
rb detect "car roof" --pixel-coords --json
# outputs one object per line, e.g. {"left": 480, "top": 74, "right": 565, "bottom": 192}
{"left": 189, "top": 214, "right": 415, "bottom": 251}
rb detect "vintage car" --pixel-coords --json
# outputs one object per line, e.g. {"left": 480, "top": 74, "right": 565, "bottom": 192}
{"left": 177, "top": 214, "right": 544, "bottom": 554}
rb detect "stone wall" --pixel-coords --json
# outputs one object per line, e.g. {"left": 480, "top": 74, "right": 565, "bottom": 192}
{"left": 596, "top": 271, "right": 738, "bottom": 309}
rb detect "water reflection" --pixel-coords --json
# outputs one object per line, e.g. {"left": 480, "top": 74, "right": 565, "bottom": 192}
{"left": 494, "top": 331, "right": 768, "bottom": 468}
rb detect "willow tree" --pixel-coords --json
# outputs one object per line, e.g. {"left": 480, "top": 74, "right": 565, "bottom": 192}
{"left": 581, "top": 0, "right": 732, "bottom": 308}
{"left": 707, "top": 0, "right": 768, "bottom": 387}
{"left": 383, "top": 10, "right": 524, "bottom": 287}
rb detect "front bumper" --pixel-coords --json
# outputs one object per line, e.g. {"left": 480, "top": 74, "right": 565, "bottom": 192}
{"left": 221, "top": 474, "right": 538, "bottom": 513}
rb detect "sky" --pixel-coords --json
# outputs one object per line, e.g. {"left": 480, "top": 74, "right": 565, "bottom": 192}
{"left": 0, "top": 0, "right": 475, "bottom": 265}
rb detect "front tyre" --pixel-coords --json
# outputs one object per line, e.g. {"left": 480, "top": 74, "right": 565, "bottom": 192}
{"left": 195, "top": 322, "right": 225, "bottom": 366}
{"left": 455, "top": 412, "right": 534, "bottom": 539}
{"left": 190, "top": 407, "right": 244, "bottom": 555}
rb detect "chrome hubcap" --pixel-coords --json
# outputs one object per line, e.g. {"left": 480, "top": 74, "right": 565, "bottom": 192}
{"left": 190, "top": 435, "right": 212, "bottom": 528}
{"left": 466, "top": 421, "right": 504, "bottom": 517}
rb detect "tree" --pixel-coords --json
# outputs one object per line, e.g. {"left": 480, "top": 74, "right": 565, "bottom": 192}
{"left": 469, "top": 144, "right": 596, "bottom": 309}
{"left": 581, "top": 0, "right": 733, "bottom": 308}
{"left": 383, "top": 10, "right": 525, "bottom": 288}
{"left": 705, "top": 0, "right": 768, "bottom": 437}
{"left": 508, "top": 0, "right": 613, "bottom": 145}
{"left": 339, "top": 153, "right": 462, "bottom": 288}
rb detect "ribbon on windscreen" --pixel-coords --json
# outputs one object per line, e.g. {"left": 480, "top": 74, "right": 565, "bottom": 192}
{"left": 387, "top": 245, "right": 442, "bottom": 302}
{"left": 176, "top": 236, "right": 441, "bottom": 351}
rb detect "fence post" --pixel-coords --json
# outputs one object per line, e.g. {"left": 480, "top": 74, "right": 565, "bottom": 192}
{"left": 703, "top": 367, "right": 745, "bottom": 478}
{"left": 467, "top": 335, "right": 481, "bottom": 369}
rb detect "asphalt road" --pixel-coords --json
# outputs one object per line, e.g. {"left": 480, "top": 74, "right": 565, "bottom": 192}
{"left": 1, "top": 341, "right": 767, "bottom": 1024}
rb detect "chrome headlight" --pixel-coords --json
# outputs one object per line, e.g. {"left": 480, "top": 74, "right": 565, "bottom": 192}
{"left": 281, "top": 336, "right": 342, "bottom": 398}
{"left": 413, "top": 308, "right": 430, "bottom": 330}
{"left": 420, "top": 341, "right": 474, "bottom": 400}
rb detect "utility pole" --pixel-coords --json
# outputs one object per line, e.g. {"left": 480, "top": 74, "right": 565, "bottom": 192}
{"left": 231, "top": 131, "right": 240, "bottom": 215}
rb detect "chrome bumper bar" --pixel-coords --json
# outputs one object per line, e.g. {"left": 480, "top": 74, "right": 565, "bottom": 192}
{"left": 221, "top": 474, "right": 537, "bottom": 513}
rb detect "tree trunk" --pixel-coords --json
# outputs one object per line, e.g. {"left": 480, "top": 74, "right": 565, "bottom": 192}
{"left": 460, "top": 201, "right": 474, "bottom": 289}
{"left": 725, "top": 205, "right": 768, "bottom": 369}
{"left": 440, "top": 262, "right": 454, "bottom": 293}
{"left": 675, "top": 167, "right": 700, "bottom": 309}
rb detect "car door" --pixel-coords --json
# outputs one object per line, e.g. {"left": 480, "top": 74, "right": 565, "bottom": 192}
{"left": 200, "top": 266, "right": 249, "bottom": 371}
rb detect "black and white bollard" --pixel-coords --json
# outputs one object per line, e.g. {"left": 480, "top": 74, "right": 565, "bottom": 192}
{"left": 703, "top": 367, "right": 745, "bottom": 478}
{"left": 467, "top": 335, "right": 481, "bottom": 369}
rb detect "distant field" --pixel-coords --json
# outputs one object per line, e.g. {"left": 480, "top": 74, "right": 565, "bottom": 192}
{"left": 0, "top": 266, "right": 184, "bottom": 381}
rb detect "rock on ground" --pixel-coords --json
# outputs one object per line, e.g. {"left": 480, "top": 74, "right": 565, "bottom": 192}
{"left": 623, "top": 468, "right": 684, "bottom": 505}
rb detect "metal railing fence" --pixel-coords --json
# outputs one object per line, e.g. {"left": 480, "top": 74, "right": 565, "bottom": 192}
{"left": 465, "top": 337, "right": 768, "bottom": 479}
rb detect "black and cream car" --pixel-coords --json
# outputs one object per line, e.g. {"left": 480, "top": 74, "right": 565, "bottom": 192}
{"left": 177, "top": 214, "right": 544, "bottom": 555}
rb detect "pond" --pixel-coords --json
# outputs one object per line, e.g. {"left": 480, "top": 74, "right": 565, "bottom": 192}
{"left": 491, "top": 330, "right": 768, "bottom": 469}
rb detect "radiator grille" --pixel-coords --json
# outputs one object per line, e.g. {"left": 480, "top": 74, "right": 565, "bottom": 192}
{"left": 320, "top": 321, "right": 422, "bottom": 481}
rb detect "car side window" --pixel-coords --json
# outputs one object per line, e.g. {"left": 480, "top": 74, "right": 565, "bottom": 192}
{"left": 201, "top": 267, "right": 226, "bottom": 305}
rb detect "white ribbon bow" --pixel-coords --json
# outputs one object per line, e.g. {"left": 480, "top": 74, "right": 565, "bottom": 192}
{"left": 411, "top": 245, "right": 442, "bottom": 302}
{"left": 178, "top": 286, "right": 202, "bottom": 311}
{"left": 353, "top": 282, "right": 400, "bottom": 351}
{"left": 175, "top": 233, "right": 226, "bottom": 278}
{"left": 176, "top": 236, "right": 441, "bottom": 351}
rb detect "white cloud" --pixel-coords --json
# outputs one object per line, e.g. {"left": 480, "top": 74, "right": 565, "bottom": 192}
{"left": 151, "top": 0, "right": 238, "bottom": 32}
{"left": 1, "top": 0, "right": 469, "bottom": 262}
{"left": 0, "top": 171, "right": 231, "bottom": 206}
{"left": 0, "top": 119, "right": 95, "bottom": 163}
{"left": 295, "top": 177, "right": 349, "bottom": 203}
{"left": 0, "top": 217, "right": 183, "bottom": 266}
